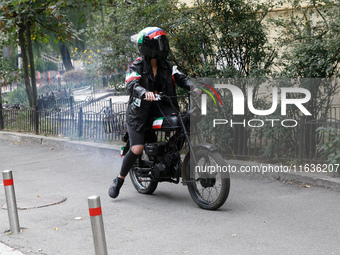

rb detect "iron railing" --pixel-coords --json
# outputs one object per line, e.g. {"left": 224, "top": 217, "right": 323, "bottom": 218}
{"left": 0, "top": 100, "right": 128, "bottom": 141}
{"left": 0, "top": 100, "right": 339, "bottom": 163}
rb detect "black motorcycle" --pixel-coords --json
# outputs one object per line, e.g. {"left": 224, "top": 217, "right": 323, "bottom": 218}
{"left": 125, "top": 93, "right": 230, "bottom": 210}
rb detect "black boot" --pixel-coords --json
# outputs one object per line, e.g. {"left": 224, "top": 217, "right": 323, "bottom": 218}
{"left": 108, "top": 176, "right": 124, "bottom": 198}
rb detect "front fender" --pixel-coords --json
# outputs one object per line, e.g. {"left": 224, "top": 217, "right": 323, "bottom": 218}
{"left": 193, "top": 143, "right": 219, "bottom": 153}
{"left": 181, "top": 143, "right": 219, "bottom": 185}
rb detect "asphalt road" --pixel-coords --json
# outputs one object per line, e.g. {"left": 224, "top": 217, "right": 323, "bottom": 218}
{"left": 0, "top": 140, "right": 340, "bottom": 255}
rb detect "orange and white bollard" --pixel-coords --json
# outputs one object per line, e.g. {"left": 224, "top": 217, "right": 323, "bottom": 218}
{"left": 88, "top": 195, "right": 108, "bottom": 255}
{"left": 2, "top": 170, "right": 20, "bottom": 234}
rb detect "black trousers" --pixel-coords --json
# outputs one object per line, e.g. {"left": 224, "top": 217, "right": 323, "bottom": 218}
{"left": 127, "top": 101, "right": 174, "bottom": 146}
{"left": 119, "top": 101, "right": 174, "bottom": 177}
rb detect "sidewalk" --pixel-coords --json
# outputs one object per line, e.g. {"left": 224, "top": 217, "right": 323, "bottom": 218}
{"left": 0, "top": 131, "right": 122, "bottom": 155}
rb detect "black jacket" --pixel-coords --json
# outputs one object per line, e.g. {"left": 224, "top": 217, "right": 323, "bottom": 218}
{"left": 125, "top": 56, "right": 195, "bottom": 131}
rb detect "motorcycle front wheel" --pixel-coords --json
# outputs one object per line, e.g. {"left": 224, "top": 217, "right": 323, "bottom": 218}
{"left": 129, "top": 154, "right": 158, "bottom": 194}
{"left": 186, "top": 149, "right": 230, "bottom": 210}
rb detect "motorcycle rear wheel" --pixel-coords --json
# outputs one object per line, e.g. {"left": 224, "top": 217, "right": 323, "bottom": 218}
{"left": 129, "top": 155, "right": 158, "bottom": 194}
{"left": 186, "top": 149, "right": 230, "bottom": 210}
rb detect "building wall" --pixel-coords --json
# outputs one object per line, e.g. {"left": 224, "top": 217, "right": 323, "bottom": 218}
{"left": 180, "top": 0, "right": 194, "bottom": 6}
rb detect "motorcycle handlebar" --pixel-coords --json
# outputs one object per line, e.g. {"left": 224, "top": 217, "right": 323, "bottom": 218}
{"left": 142, "top": 93, "right": 162, "bottom": 101}
{"left": 154, "top": 94, "right": 162, "bottom": 101}
{"left": 143, "top": 91, "right": 198, "bottom": 102}
{"left": 142, "top": 90, "right": 200, "bottom": 117}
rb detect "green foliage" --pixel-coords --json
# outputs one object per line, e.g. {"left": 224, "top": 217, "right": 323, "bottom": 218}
{"left": 0, "top": 56, "right": 15, "bottom": 85}
{"left": 273, "top": 0, "right": 340, "bottom": 78}
{"left": 0, "top": 0, "right": 91, "bottom": 107}
{"left": 89, "top": 0, "right": 275, "bottom": 79}
{"left": 317, "top": 126, "right": 340, "bottom": 164}
{"left": 173, "top": 0, "right": 276, "bottom": 77}
{"left": 87, "top": 0, "right": 177, "bottom": 77}
{"left": 4, "top": 86, "right": 28, "bottom": 105}
{"left": 263, "top": 1, "right": 340, "bottom": 161}
{"left": 1, "top": 0, "right": 340, "bottom": 165}
{"left": 0, "top": 0, "right": 79, "bottom": 43}
{"left": 0, "top": 37, "right": 18, "bottom": 85}
{"left": 35, "top": 59, "right": 58, "bottom": 72}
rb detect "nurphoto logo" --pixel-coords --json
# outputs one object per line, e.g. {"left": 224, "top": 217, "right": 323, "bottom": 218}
{"left": 200, "top": 83, "right": 312, "bottom": 128}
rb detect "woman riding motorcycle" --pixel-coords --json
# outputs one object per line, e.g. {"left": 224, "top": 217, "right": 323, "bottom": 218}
{"left": 109, "top": 27, "right": 201, "bottom": 199}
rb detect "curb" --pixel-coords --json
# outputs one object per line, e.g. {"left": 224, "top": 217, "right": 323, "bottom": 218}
{"left": 0, "top": 131, "right": 123, "bottom": 155}
{"left": 0, "top": 242, "right": 24, "bottom": 255}
{"left": 1, "top": 131, "right": 339, "bottom": 192}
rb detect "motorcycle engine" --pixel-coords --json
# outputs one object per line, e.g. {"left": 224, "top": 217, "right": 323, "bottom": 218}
{"left": 144, "top": 142, "right": 167, "bottom": 161}
{"left": 153, "top": 163, "right": 168, "bottom": 178}
{"left": 154, "top": 150, "right": 180, "bottom": 178}
{"left": 145, "top": 142, "right": 180, "bottom": 179}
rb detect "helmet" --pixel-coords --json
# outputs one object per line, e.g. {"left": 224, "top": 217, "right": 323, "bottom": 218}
{"left": 137, "top": 27, "right": 169, "bottom": 59}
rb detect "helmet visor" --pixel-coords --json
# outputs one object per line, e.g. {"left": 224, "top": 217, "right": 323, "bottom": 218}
{"left": 144, "top": 36, "right": 169, "bottom": 53}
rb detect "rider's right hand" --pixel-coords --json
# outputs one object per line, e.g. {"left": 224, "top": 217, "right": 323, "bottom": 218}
{"left": 144, "top": 92, "right": 156, "bottom": 101}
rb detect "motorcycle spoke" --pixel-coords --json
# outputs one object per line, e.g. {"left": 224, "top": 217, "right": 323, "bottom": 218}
{"left": 130, "top": 154, "right": 159, "bottom": 194}
{"left": 196, "top": 182, "right": 221, "bottom": 203}
{"left": 138, "top": 177, "right": 150, "bottom": 187}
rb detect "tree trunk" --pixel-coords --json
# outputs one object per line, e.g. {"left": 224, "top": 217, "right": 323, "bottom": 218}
{"left": 59, "top": 42, "right": 74, "bottom": 71}
{"left": 18, "top": 23, "right": 33, "bottom": 108}
{"left": 26, "top": 20, "right": 38, "bottom": 108}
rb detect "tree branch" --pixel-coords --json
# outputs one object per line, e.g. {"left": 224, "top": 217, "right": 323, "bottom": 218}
{"left": 313, "top": 3, "right": 329, "bottom": 31}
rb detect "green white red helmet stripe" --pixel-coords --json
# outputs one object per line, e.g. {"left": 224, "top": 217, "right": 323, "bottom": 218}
{"left": 149, "top": 30, "right": 166, "bottom": 39}
{"left": 138, "top": 27, "right": 166, "bottom": 43}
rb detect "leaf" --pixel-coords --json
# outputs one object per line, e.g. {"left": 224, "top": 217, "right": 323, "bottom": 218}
{"left": 316, "top": 126, "right": 325, "bottom": 132}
